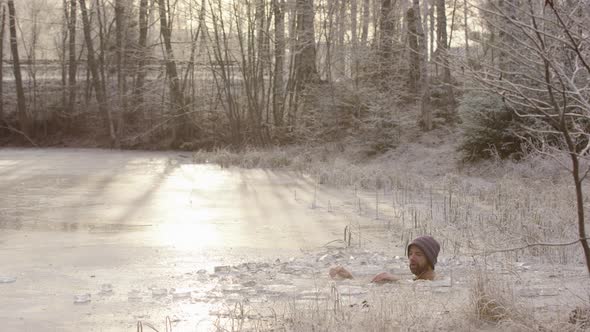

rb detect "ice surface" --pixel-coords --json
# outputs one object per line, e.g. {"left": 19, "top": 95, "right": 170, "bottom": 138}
{"left": 151, "top": 288, "right": 168, "bottom": 297}
{"left": 262, "top": 284, "right": 298, "bottom": 294}
{"left": 214, "top": 266, "right": 231, "bottom": 273}
{"left": 0, "top": 276, "right": 16, "bottom": 283}
{"left": 171, "top": 288, "right": 193, "bottom": 299}
{"left": 336, "top": 285, "right": 367, "bottom": 296}
{"left": 220, "top": 284, "right": 245, "bottom": 293}
{"left": 519, "top": 287, "right": 559, "bottom": 298}
{"left": 431, "top": 278, "right": 452, "bottom": 288}
{"left": 73, "top": 293, "right": 91, "bottom": 304}
{"left": 99, "top": 283, "right": 113, "bottom": 295}
{"left": 298, "top": 290, "right": 329, "bottom": 300}
{"left": 241, "top": 280, "right": 256, "bottom": 287}
{"left": 127, "top": 290, "right": 143, "bottom": 302}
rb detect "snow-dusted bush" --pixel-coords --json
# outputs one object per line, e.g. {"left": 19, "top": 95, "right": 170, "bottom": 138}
{"left": 294, "top": 82, "right": 400, "bottom": 156}
{"left": 458, "top": 91, "right": 525, "bottom": 162}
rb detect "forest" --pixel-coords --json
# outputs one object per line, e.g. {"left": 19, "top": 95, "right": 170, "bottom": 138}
{"left": 0, "top": 0, "right": 584, "bottom": 155}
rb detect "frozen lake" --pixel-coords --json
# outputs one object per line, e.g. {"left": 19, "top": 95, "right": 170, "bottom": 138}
{"left": 1, "top": 148, "right": 588, "bottom": 331}
{"left": 0, "top": 148, "right": 370, "bottom": 331}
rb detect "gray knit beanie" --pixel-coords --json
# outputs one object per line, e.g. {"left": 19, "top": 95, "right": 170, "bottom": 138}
{"left": 407, "top": 236, "right": 440, "bottom": 269}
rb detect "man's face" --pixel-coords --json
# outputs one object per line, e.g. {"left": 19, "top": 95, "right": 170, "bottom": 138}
{"left": 408, "top": 245, "right": 431, "bottom": 276}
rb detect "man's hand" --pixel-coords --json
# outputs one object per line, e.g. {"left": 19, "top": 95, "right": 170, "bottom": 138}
{"left": 371, "top": 272, "right": 399, "bottom": 284}
{"left": 329, "top": 266, "right": 353, "bottom": 279}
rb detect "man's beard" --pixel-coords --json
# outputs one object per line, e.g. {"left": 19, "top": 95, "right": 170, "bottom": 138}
{"left": 409, "top": 262, "right": 428, "bottom": 276}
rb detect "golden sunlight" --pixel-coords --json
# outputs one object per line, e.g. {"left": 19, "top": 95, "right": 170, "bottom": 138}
{"left": 155, "top": 164, "right": 229, "bottom": 249}
{"left": 158, "top": 221, "right": 220, "bottom": 249}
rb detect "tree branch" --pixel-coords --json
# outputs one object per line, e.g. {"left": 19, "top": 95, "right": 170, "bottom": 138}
{"left": 548, "top": 5, "right": 590, "bottom": 75}
{"left": 0, "top": 124, "right": 38, "bottom": 147}
{"left": 475, "top": 237, "right": 590, "bottom": 255}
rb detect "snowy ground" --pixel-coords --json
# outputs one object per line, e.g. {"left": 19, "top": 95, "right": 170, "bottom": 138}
{"left": 0, "top": 148, "right": 588, "bottom": 331}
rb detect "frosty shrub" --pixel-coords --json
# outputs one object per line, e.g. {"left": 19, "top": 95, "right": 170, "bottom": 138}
{"left": 458, "top": 91, "right": 524, "bottom": 162}
{"left": 296, "top": 82, "right": 399, "bottom": 156}
{"left": 471, "top": 271, "right": 512, "bottom": 323}
{"left": 429, "top": 77, "right": 458, "bottom": 122}
{"left": 296, "top": 82, "right": 367, "bottom": 142}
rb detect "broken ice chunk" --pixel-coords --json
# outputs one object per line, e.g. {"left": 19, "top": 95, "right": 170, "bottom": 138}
{"left": 151, "top": 288, "right": 168, "bottom": 297}
{"left": 99, "top": 283, "right": 113, "bottom": 295}
{"left": 73, "top": 293, "right": 91, "bottom": 304}
{"left": 128, "top": 289, "right": 142, "bottom": 302}
{"left": 0, "top": 276, "right": 16, "bottom": 284}
{"left": 171, "top": 288, "right": 192, "bottom": 299}
{"left": 214, "top": 266, "right": 231, "bottom": 273}
{"left": 242, "top": 280, "right": 256, "bottom": 287}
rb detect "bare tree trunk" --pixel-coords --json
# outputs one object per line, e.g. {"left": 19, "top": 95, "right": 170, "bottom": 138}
{"left": 378, "top": 0, "right": 395, "bottom": 85}
{"left": 379, "top": 0, "right": 393, "bottom": 61}
{"left": 422, "top": 0, "right": 429, "bottom": 61}
{"left": 68, "top": 0, "right": 77, "bottom": 114}
{"left": 294, "top": 0, "right": 318, "bottom": 92}
{"left": 286, "top": 0, "right": 297, "bottom": 127}
{"left": 429, "top": 0, "right": 434, "bottom": 64}
{"left": 114, "top": 0, "right": 125, "bottom": 93}
{"left": 206, "top": 0, "right": 242, "bottom": 145}
{"left": 542, "top": 3, "right": 590, "bottom": 275}
{"left": 115, "top": 0, "right": 126, "bottom": 146}
{"left": 372, "top": 0, "right": 378, "bottom": 39}
{"left": 231, "top": 0, "right": 267, "bottom": 145}
{"left": 497, "top": 0, "right": 517, "bottom": 79}
{"left": 7, "top": 0, "right": 29, "bottom": 136}
{"left": 400, "top": 0, "right": 408, "bottom": 36}
{"left": 448, "top": 0, "right": 457, "bottom": 48}
{"left": 323, "top": 0, "right": 335, "bottom": 82}
{"left": 273, "top": 0, "right": 285, "bottom": 127}
{"left": 27, "top": 6, "right": 39, "bottom": 131}
{"left": 564, "top": 129, "right": 590, "bottom": 276}
{"left": 335, "top": 0, "right": 346, "bottom": 78}
{"left": 79, "top": 0, "right": 116, "bottom": 145}
{"left": 414, "top": 0, "right": 431, "bottom": 130}
{"left": 436, "top": 0, "right": 456, "bottom": 112}
{"left": 255, "top": 0, "right": 266, "bottom": 144}
{"left": 156, "top": 0, "right": 185, "bottom": 144}
{"left": 288, "top": 0, "right": 296, "bottom": 58}
{"left": 0, "top": 5, "right": 6, "bottom": 123}
{"left": 285, "top": 0, "right": 318, "bottom": 129}
{"left": 84, "top": 55, "right": 91, "bottom": 106}
{"left": 181, "top": 0, "right": 206, "bottom": 107}
{"left": 463, "top": 0, "right": 469, "bottom": 62}
{"left": 62, "top": 0, "right": 69, "bottom": 112}
{"left": 351, "top": 0, "right": 358, "bottom": 83}
{"left": 360, "top": 0, "right": 369, "bottom": 46}
{"left": 264, "top": 4, "right": 273, "bottom": 137}
{"left": 95, "top": 0, "right": 108, "bottom": 100}
{"left": 407, "top": 6, "right": 419, "bottom": 93}
{"left": 436, "top": 0, "right": 447, "bottom": 64}
{"left": 134, "top": 0, "right": 149, "bottom": 107}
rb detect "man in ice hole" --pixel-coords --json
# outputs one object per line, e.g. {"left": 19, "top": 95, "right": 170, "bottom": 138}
{"left": 329, "top": 235, "right": 440, "bottom": 282}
